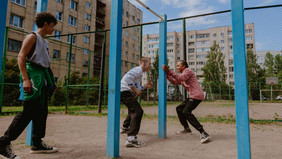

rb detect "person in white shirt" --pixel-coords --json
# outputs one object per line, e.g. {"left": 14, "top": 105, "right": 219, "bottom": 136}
{"left": 120, "top": 57, "right": 153, "bottom": 148}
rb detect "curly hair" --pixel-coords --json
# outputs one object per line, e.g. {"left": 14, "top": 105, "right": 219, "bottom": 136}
{"left": 178, "top": 60, "right": 189, "bottom": 68}
{"left": 35, "top": 12, "right": 57, "bottom": 28}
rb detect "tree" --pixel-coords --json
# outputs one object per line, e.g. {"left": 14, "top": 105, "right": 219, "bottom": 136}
{"left": 264, "top": 52, "right": 275, "bottom": 77}
{"left": 246, "top": 49, "right": 265, "bottom": 100}
{"left": 274, "top": 54, "right": 282, "bottom": 83}
{"left": 202, "top": 41, "right": 226, "bottom": 83}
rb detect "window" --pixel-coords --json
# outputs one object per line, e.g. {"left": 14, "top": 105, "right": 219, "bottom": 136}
{"left": 188, "top": 42, "right": 195, "bottom": 46}
{"left": 84, "top": 36, "right": 89, "bottom": 43}
{"left": 189, "top": 62, "right": 195, "bottom": 65}
{"left": 228, "top": 45, "right": 233, "bottom": 50}
{"left": 246, "top": 36, "right": 253, "bottom": 41}
{"left": 125, "top": 31, "right": 128, "bottom": 36}
{"left": 125, "top": 61, "right": 128, "bottom": 67}
{"left": 213, "top": 33, "right": 217, "bottom": 37}
{"left": 12, "top": 0, "right": 25, "bottom": 6}
{"left": 54, "top": 30, "right": 61, "bottom": 40}
{"left": 68, "top": 16, "right": 77, "bottom": 26}
{"left": 125, "top": 21, "right": 128, "bottom": 26}
{"left": 196, "top": 48, "right": 210, "bottom": 52}
{"left": 57, "top": 0, "right": 62, "bottom": 3}
{"left": 8, "top": 39, "right": 21, "bottom": 52}
{"left": 188, "top": 55, "right": 195, "bottom": 60}
{"left": 132, "top": 54, "right": 135, "bottom": 59}
{"left": 56, "top": 11, "right": 63, "bottom": 21}
{"left": 53, "top": 49, "right": 60, "bottom": 59}
{"left": 221, "top": 33, "right": 224, "bottom": 37}
{"left": 10, "top": 14, "right": 24, "bottom": 28}
{"left": 177, "top": 57, "right": 180, "bottom": 60}
{"left": 229, "top": 66, "right": 234, "bottom": 72}
{"left": 125, "top": 51, "right": 128, "bottom": 56}
{"left": 228, "top": 38, "right": 232, "bottom": 42}
{"left": 221, "top": 47, "right": 225, "bottom": 51}
{"left": 67, "top": 35, "right": 76, "bottom": 44}
{"left": 34, "top": 2, "right": 37, "bottom": 11}
{"left": 229, "top": 82, "right": 234, "bottom": 85}
{"left": 229, "top": 59, "right": 233, "bottom": 65}
{"left": 70, "top": 0, "right": 77, "bottom": 10}
{"left": 66, "top": 53, "right": 75, "bottom": 63}
{"left": 125, "top": 41, "right": 128, "bottom": 47}
{"left": 137, "top": 18, "right": 140, "bottom": 24}
{"left": 86, "top": 1, "right": 91, "bottom": 8}
{"left": 188, "top": 48, "right": 195, "bottom": 53}
{"left": 167, "top": 43, "right": 173, "bottom": 47}
{"left": 229, "top": 74, "right": 234, "bottom": 79}
{"left": 132, "top": 34, "right": 135, "bottom": 40}
{"left": 82, "top": 60, "right": 89, "bottom": 67}
{"left": 245, "top": 29, "right": 252, "bottom": 34}
{"left": 177, "top": 38, "right": 181, "bottom": 41}
{"left": 86, "top": 13, "right": 91, "bottom": 20}
{"left": 132, "top": 44, "right": 135, "bottom": 49}
{"left": 126, "top": 11, "right": 129, "bottom": 17}
{"left": 85, "top": 25, "right": 90, "bottom": 31}
{"left": 188, "top": 35, "right": 194, "bottom": 39}
{"left": 246, "top": 44, "right": 253, "bottom": 49}
{"left": 197, "top": 54, "right": 207, "bottom": 58}
{"left": 228, "top": 31, "right": 232, "bottom": 36}
{"left": 82, "top": 73, "right": 87, "bottom": 77}
{"left": 83, "top": 49, "right": 88, "bottom": 55}
{"left": 167, "top": 36, "right": 174, "bottom": 40}
{"left": 196, "top": 34, "right": 209, "bottom": 39}
{"left": 136, "top": 55, "right": 139, "bottom": 60}
{"left": 132, "top": 15, "right": 135, "bottom": 21}
{"left": 221, "top": 40, "right": 224, "bottom": 44}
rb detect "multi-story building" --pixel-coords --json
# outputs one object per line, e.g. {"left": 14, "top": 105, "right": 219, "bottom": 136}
{"left": 142, "top": 23, "right": 255, "bottom": 86}
{"left": 256, "top": 50, "right": 282, "bottom": 68}
{"left": 5, "top": 0, "right": 107, "bottom": 81}
{"left": 104, "top": 0, "right": 143, "bottom": 76}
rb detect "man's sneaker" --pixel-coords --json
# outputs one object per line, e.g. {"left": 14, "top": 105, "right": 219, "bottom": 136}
{"left": 200, "top": 131, "right": 210, "bottom": 143}
{"left": 30, "top": 141, "right": 58, "bottom": 154}
{"left": 176, "top": 128, "right": 192, "bottom": 134}
{"left": 120, "top": 127, "right": 129, "bottom": 134}
{"left": 0, "top": 144, "right": 21, "bottom": 159}
{"left": 125, "top": 137, "right": 145, "bottom": 148}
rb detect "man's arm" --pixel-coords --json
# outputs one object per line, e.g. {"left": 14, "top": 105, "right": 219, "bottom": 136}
{"left": 18, "top": 34, "right": 36, "bottom": 93}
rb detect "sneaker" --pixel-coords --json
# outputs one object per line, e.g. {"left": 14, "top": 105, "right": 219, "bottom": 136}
{"left": 30, "top": 141, "right": 58, "bottom": 154}
{"left": 200, "top": 132, "right": 210, "bottom": 143}
{"left": 125, "top": 137, "right": 145, "bottom": 148}
{"left": 176, "top": 128, "right": 192, "bottom": 134}
{"left": 120, "top": 127, "right": 129, "bottom": 134}
{"left": 0, "top": 144, "right": 21, "bottom": 159}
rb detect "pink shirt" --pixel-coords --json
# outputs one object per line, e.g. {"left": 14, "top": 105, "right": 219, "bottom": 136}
{"left": 167, "top": 68, "right": 204, "bottom": 100}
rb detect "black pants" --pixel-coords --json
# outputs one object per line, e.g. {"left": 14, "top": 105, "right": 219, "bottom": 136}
{"left": 121, "top": 91, "right": 143, "bottom": 136}
{"left": 0, "top": 98, "right": 48, "bottom": 146}
{"left": 176, "top": 98, "right": 204, "bottom": 133}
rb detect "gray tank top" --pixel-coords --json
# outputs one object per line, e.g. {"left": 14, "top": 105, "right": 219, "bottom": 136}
{"left": 26, "top": 32, "right": 51, "bottom": 68}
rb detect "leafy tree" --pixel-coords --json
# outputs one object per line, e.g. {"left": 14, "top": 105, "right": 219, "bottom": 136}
{"left": 202, "top": 41, "right": 226, "bottom": 83}
{"left": 246, "top": 49, "right": 265, "bottom": 100}
{"left": 2, "top": 58, "right": 21, "bottom": 106}
{"left": 264, "top": 52, "right": 275, "bottom": 77}
{"left": 274, "top": 54, "right": 282, "bottom": 83}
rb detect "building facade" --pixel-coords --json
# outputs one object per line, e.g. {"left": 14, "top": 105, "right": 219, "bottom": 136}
{"left": 142, "top": 23, "right": 255, "bottom": 86}
{"left": 104, "top": 0, "right": 143, "bottom": 77}
{"left": 6, "top": 0, "right": 108, "bottom": 81}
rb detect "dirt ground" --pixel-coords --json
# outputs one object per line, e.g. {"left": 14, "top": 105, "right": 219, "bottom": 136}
{"left": 0, "top": 113, "right": 281, "bottom": 159}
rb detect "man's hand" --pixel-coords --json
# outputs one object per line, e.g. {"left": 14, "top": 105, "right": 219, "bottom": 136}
{"left": 23, "top": 79, "right": 32, "bottom": 93}
{"left": 162, "top": 65, "right": 169, "bottom": 73}
{"left": 131, "top": 86, "right": 142, "bottom": 96}
{"left": 144, "top": 81, "right": 153, "bottom": 89}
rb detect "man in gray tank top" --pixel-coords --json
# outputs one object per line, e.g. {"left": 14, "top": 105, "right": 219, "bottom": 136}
{"left": 0, "top": 12, "right": 58, "bottom": 159}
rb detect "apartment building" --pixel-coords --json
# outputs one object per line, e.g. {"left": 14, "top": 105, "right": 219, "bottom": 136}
{"left": 104, "top": 0, "right": 143, "bottom": 76}
{"left": 256, "top": 50, "right": 282, "bottom": 69}
{"left": 5, "top": 0, "right": 106, "bottom": 81}
{"left": 142, "top": 23, "right": 255, "bottom": 86}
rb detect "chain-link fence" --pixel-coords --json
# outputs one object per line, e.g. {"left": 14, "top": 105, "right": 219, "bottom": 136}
{"left": 1, "top": 5, "right": 281, "bottom": 121}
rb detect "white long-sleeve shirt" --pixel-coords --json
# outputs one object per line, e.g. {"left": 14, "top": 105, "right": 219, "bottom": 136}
{"left": 120, "top": 66, "right": 143, "bottom": 92}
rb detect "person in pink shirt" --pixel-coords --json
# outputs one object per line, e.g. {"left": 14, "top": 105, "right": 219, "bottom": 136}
{"left": 162, "top": 60, "right": 210, "bottom": 143}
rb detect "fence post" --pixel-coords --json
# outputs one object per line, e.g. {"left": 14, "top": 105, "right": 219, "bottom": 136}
{"left": 0, "top": 27, "right": 9, "bottom": 112}
{"left": 65, "top": 35, "right": 73, "bottom": 114}
{"left": 231, "top": 0, "right": 251, "bottom": 158}
{"left": 86, "top": 49, "right": 91, "bottom": 107}
{"left": 98, "top": 31, "right": 107, "bottom": 113}
{"left": 182, "top": 18, "right": 187, "bottom": 100}
{"left": 219, "top": 83, "right": 221, "bottom": 101}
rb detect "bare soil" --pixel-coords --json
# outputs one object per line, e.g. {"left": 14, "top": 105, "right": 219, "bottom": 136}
{"left": 0, "top": 112, "right": 281, "bottom": 159}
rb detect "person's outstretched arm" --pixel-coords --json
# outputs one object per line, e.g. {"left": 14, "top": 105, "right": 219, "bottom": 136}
{"left": 161, "top": 65, "right": 180, "bottom": 85}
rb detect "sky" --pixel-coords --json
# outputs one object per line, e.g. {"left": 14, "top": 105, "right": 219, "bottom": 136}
{"left": 127, "top": 0, "right": 282, "bottom": 51}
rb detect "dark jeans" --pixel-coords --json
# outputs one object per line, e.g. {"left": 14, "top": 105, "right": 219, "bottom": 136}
{"left": 121, "top": 91, "right": 143, "bottom": 136}
{"left": 0, "top": 98, "right": 48, "bottom": 146}
{"left": 176, "top": 98, "right": 204, "bottom": 133}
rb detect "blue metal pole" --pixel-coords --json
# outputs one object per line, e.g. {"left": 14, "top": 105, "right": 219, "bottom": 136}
{"left": 231, "top": 0, "right": 251, "bottom": 159}
{"left": 0, "top": 0, "right": 8, "bottom": 84}
{"left": 158, "top": 14, "right": 167, "bottom": 138}
{"left": 106, "top": 0, "right": 123, "bottom": 157}
{"left": 26, "top": 0, "right": 49, "bottom": 146}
